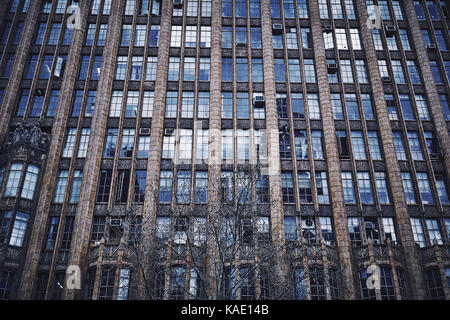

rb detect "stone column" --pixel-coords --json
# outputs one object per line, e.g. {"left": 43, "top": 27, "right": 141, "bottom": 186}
{"left": 260, "top": 0, "right": 288, "bottom": 298}
{"left": 308, "top": 0, "right": 356, "bottom": 300}
{"left": 205, "top": 0, "right": 222, "bottom": 299}
{"left": 138, "top": 0, "right": 173, "bottom": 299}
{"left": 403, "top": 0, "right": 450, "bottom": 175}
{"left": 18, "top": 0, "right": 91, "bottom": 299}
{"left": 0, "top": 0, "right": 40, "bottom": 146}
{"left": 355, "top": 0, "right": 426, "bottom": 299}
{"left": 62, "top": 0, "right": 126, "bottom": 300}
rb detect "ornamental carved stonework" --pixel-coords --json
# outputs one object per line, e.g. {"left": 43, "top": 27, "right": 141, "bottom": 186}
{"left": 4, "top": 121, "right": 50, "bottom": 152}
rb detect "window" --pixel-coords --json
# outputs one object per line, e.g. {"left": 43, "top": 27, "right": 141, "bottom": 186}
{"left": 277, "top": 93, "right": 288, "bottom": 119}
{"left": 411, "top": 218, "right": 426, "bottom": 247}
{"left": 5, "top": 164, "right": 23, "bottom": 197}
{"left": 379, "top": 267, "right": 395, "bottom": 300}
{"left": 439, "top": 95, "right": 450, "bottom": 120}
{"left": 97, "top": 170, "right": 112, "bottom": 203}
{"left": 386, "top": 34, "right": 398, "bottom": 51}
{"left": 281, "top": 172, "right": 295, "bottom": 203}
{"left": 170, "top": 266, "right": 186, "bottom": 300}
{"left": 21, "top": 165, "right": 39, "bottom": 200}
{"left": 342, "top": 172, "right": 356, "bottom": 204}
{"left": 237, "top": 59, "right": 249, "bottom": 82}
{"left": 401, "top": 172, "right": 416, "bottom": 204}
{"left": 304, "top": 59, "right": 316, "bottom": 83}
{"left": 120, "top": 129, "right": 135, "bottom": 157}
{"left": 351, "top": 131, "right": 367, "bottom": 160}
{"left": 391, "top": 60, "right": 405, "bottom": 83}
{"left": 130, "top": 57, "right": 143, "bottom": 80}
{"left": 274, "top": 59, "right": 285, "bottom": 82}
{"left": 348, "top": 217, "right": 362, "bottom": 246}
{"left": 335, "top": 29, "right": 348, "bottom": 50}
{"left": 115, "top": 57, "right": 128, "bottom": 80}
{"left": 9, "top": 212, "right": 29, "bottom": 247}
{"left": 159, "top": 171, "right": 173, "bottom": 203}
{"left": 340, "top": 60, "right": 354, "bottom": 83}
{"left": 237, "top": 130, "right": 250, "bottom": 161}
{"left": 294, "top": 130, "right": 308, "bottom": 160}
{"left": 318, "top": 0, "right": 329, "bottom": 18}
{"left": 298, "top": 172, "right": 312, "bottom": 203}
{"left": 355, "top": 60, "right": 368, "bottom": 83}
{"left": 77, "top": 128, "right": 90, "bottom": 158}
{"left": 291, "top": 93, "right": 304, "bottom": 118}
{"left": 137, "top": 135, "right": 150, "bottom": 159}
{"left": 414, "top": 1, "right": 426, "bottom": 20}
{"left": 350, "top": 29, "right": 361, "bottom": 50}
{"left": 279, "top": 128, "right": 291, "bottom": 159}
{"left": 393, "top": 131, "right": 407, "bottom": 160}
{"left": 198, "top": 92, "right": 209, "bottom": 118}
{"left": 222, "top": 130, "right": 233, "bottom": 161}
{"left": 430, "top": 61, "right": 443, "bottom": 83}
{"left": 2, "top": 54, "right": 15, "bottom": 78}
{"left": 39, "top": 55, "right": 54, "bottom": 79}
{"left": 252, "top": 58, "right": 264, "bottom": 82}
{"left": 434, "top": 30, "right": 447, "bottom": 51}
{"left": 311, "top": 131, "right": 324, "bottom": 159}
{"left": 382, "top": 218, "right": 397, "bottom": 244}
{"left": 399, "top": 30, "right": 411, "bottom": 51}
{"left": 392, "top": 1, "right": 404, "bottom": 19}
{"left": 165, "top": 92, "right": 178, "bottom": 118}
{"left": 372, "top": 30, "right": 383, "bottom": 50}
{"left": 417, "top": 172, "right": 434, "bottom": 204}
{"left": 286, "top": 29, "right": 298, "bottom": 49}
{"left": 367, "top": 131, "right": 382, "bottom": 160}
{"left": 336, "top": 130, "right": 350, "bottom": 158}
{"left": 301, "top": 27, "right": 312, "bottom": 49}
{"left": 251, "top": 27, "right": 262, "bottom": 49}
{"left": 237, "top": 93, "right": 249, "bottom": 119}
{"left": 307, "top": 93, "right": 320, "bottom": 119}
{"left": 179, "top": 129, "right": 192, "bottom": 160}
{"left": 222, "top": 58, "right": 232, "bottom": 82}
{"left": 375, "top": 172, "right": 390, "bottom": 204}
{"left": 357, "top": 172, "right": 374, "bottom": 204}
{"left": 426, "top": 268, "right": 445, "bottom": 300}
{"left": 288, "top": 59, "right": 301, "bottom": 83}
{"left": 222, "top": 92, "right": 233, "bottom": 119}
{"left": 69, "top": 171, "right": 83, "bottom": 203}
{"left": 98, "top": 266, "right": 116, "bottom": 300}
{"left": 181, "top": 92, "right": 194, "bottom": 118}
{"left": 134, "top": 170, "right": 146, "bottom": 203}
{"left": 435, "top": 175, "right": 449, "bottom": 204}
{"left": 407, "top": 61, "right": 421, "bottom": 84}
{"left": 195, "top": 171, "right": 208, "bottom": 204}
{"left": 427, "top": 1, "right": 440, "bottom": 20}
{"left": 54, "top": 170, "right": 69, "bottom": 203}
{"left": 46, "top": 90, "right": 60, "bottom": 117}
{"left": 236, "top": 27, "right": 247, "bottom": 46}
{"left": 407, "top": 132, "right": 424, "bottom": 161}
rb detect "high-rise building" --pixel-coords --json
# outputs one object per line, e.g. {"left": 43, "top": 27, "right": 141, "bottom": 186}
{"left": 0, "top": 0, "right": 449, "bottom": 300}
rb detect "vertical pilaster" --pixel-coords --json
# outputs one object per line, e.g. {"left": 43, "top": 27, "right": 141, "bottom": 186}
{"left": 355, "top": 0, "right": 426, "bottom": 299}
{"left": 205, "top": 0, "right": 222, "bottom": 298}
{"left": 139, "top": 0, "right": 173, "bottom": 299}
{"left": 0, "top": 0, "right": 40, "bottom": 146}
{"left": 403, "top": 0, "right": 450, "bottom": 175}
{"left": 260, "top": 0, "right": 287, "bottom": 297}
{"left": 63, "top": 0, "right": 126, "bottom": 300}
{"left": 308, "top": 0, "right": 356, "bottom": 300}
{"left": 18, "top": 0, "right": 91, "bottom": 299}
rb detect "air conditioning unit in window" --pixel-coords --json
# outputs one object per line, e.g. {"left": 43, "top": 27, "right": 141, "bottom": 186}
{"left": 381, "top": 76, "right": 391, "bottom": 83}
{"left": 253, "top": 95, "right": 265, "bottom": 106}
{"left": 426, "top": 43, "right": 437, "bottom": 50}
{"left": 327, "top": 63, "right": 338, "bottom": 73}
{"left": 385, "top": 25, "right": 396, "bottom": 35}
{"left": 272, "top": 24, "right": 283, "bottom": 34}
{"left": 322, "top": 25, "right": 333, "bottom": 33}
{"left": 164, "top": 128, "right": 175, "bottom": 136}
{"left": 173, "top": 0, "right": 183, "bottom": 9}
{"left": 430, "top": 153, "right": 440, "bottom": 160}
{"left": 110, "top": 218, "right": 123, "bottom": 228}
{"left": 140, "top": 128, "right": 151, "bottom": 135}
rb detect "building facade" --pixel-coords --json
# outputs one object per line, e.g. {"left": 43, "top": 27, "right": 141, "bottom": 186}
{"left": 0, "top": 0, "right": 449, "bottom": 300}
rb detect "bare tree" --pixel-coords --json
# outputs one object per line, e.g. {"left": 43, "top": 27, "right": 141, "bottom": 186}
{"left": 100, "top": 163, "right": 335, "bottom": 300}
